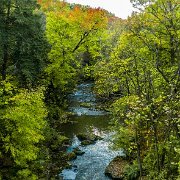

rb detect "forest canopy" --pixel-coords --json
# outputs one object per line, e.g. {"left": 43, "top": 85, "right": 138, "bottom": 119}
{"left": 0, "top": 0, "right": 179, "bottom": 179}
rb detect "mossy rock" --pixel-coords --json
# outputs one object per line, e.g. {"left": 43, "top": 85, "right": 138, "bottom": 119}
{"left": 77, "top": 133, "right": 102, "bottom": 142}
{"left": 81, "top": 140, "right": 95, "bottom": 146}
{"left": 50, "top": 136, "right": 70, "bottom": 152}
{"left": 73, "top": 148, "right": 85, "bottom": 155}
{"left": 105, "top": 156, "right": 129, "bottom": 179}
{"left": 94, "top": 135, "right": 103, "bottom": 141}
{"left": 67, "top": 152, "right": 77, "bottom": 161}
{"left": 64, "top": 162, "right": 72, "bottom": 169}
{"left": 76, "top": 133, "right": 90, "bottom": 141}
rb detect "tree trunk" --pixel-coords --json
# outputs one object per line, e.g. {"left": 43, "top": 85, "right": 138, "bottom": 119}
{"left": 152, "top": 121, "right": 160, "bottom": 173}
{"left": 2, "top": 44, "right": 8, "bottom": 80}
{"left": 135, "top": 128, "right": 143, "bottom": 179}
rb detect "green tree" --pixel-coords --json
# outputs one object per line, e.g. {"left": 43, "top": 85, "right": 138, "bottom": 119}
{"left": 94, "top": 0, "right": 180, "bottom": 179}
{"left": 40, "top": 1, "right": 108, "bottom": 122}
{"left": 0, "top": 0, "right": 49, "bottom": 86}
{"left": 0, "top": 81, "right": 47, "bottom": 179}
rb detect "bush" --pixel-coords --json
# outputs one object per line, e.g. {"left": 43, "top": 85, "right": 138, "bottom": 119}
{"left": 124, "top": 162, "right": 139, "bottom": 180}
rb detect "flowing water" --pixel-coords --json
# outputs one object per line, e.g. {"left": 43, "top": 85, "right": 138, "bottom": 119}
{"left": 59, "top": 82, "right": 123, "bottom": 180}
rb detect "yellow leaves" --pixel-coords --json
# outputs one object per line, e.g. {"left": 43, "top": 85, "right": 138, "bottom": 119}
{"left": 152, "top": 94, "right": 165, "bottom": 104}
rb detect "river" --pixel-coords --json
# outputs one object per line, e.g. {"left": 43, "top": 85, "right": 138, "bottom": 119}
{"left": 59, "top": 82, "right": 123, "bottom": 180}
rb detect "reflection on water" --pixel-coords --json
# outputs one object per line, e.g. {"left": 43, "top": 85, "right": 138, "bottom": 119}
{"left": 59, "top": 115, "right": 110, "bottom": 138}
{"left": 59, "top": 82, "right": 121, "bottom": 180}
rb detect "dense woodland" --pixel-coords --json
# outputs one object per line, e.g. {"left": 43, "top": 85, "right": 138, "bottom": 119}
{"left": 0, "top": 0, "right": 179, "bottom": 179}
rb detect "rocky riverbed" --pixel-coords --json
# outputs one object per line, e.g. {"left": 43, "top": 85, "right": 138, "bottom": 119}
{"left": 59, "top": 82, "right": 125, "bottom": 180}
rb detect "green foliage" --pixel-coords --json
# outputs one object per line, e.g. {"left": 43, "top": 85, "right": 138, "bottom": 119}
{"left": 42, "top": 1, "right": 110, "bottom": 123}
{"left": 82, "top": 64, "right": 94, "bottom": 80}
{"left": 0, "top": 0, "right": 49, "bottom": 86}
{"left": 15, "top": 169, "right": 37, "bottom": 180}
{"left": 94, "top": 0, "right": 180, "bottom": 178}
{"left": 3, "top": 89, "right": 47, "bottom": 165}
{"left": 44, "top": 2, "right": 108, "bottom": 90}
{"left": 45, "top": 11, "right": 79, "bottom": 89}
{"left": 0, "top": 0, "right": 178, "bottom": 179}
{"left": 124, "top": 162, "right": 139, "bottom": 180}
{"left": 0, "top": 81, "right": 47, "bottom": 179}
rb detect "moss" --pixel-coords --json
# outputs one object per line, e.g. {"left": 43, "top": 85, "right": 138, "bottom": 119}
{"left": 67, "top": 152, "right": 77, "bottom": 161}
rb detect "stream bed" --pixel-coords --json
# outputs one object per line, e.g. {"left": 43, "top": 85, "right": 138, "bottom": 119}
{"left": 59, "top": 82, "right": 123, "bottom": 180}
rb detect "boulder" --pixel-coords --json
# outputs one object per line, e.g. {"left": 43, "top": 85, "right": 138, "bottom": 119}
{"left": 94, "top": 135, "right": 103, "bottom": 141}
{"left": 105, "top": 156, "right": 129, "bottom": 179}
{"left": 81, "top": 140, "right": 95, "bottom": 146}
{"left": 76, "top": 133, "right": 91, "bottom": 141}
{"left": 77, "top": 133, "right": 102, "bottom": 142}
{"left": 67, "top": 152, "right": 77, "bottom": 161}
{"left": 77, "top": 133, "right": 103, "bottom": 146}
{"left": 73, "top": 147, "right": 85, "bottom": 155}
{"left": 65, "top": 162, "right": 72, "bottom": 169}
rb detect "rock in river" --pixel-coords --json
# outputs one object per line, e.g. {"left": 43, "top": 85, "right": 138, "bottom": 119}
{"left": 77, "top": 133, "right": 103, "bottom": 142}
{"left": 67, "top": 152, "right": 77, "bottom": 161}
{"left": 77, "top": 133, "right": 103, "bottom": 146}
{"left": 73, "top": 147, "right": 85, "bottom": 155}
{"left": 105, "top": 156, "right": 129, "bottom": 179}
{"left": 81, "top": 140, "right": 95, "bottom": 146}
